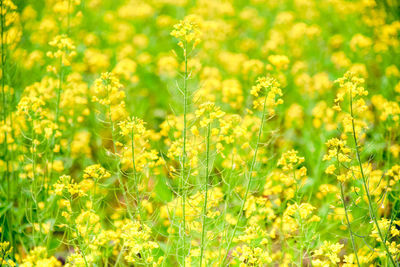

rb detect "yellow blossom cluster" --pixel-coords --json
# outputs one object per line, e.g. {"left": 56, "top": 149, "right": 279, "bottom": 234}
{"left": 250, "top": 76, "right": 284, "bottom": 114}
{"left": 46, "top": 34, "right": 76, "bottom": 73}
{"left": 171, "top": 15, "right": 203, "bottom": 50}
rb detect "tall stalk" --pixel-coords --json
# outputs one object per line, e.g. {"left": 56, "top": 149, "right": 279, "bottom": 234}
{"left": 0, "top": 0, "right": 6, "bottom": 158}
{"left": 106, "top": 97, "right": 133, "bottom": 220}
{"left": 131, "top": 128, "right": 142, "bottom": 218}
{"left": 349, "top": 92, "right": 397, "bottom": 267}
{"left": 0, "top": 0, "right": 6, "bottom": 167}
{"left": 337, "top": 171, "right": 361, "bottom": 267}
{"left": 334, "top": 146, "right": 360, "bottom": 267}
{"left": 0, "top": 0, "right": 13, "bottom": 246}
{"left": 217, "top": 153, "right": 236, "bottom": 260}
{"left": 180, "top": 41, "right": 189, "bottom": 267}
{"left": 48, "top": 0, "right": 72, "bottom": 185}
{"left": 48, "top": 56, "right": 63, "bottom": 183}
{"left": 221, "top": 95, "right": 268, "bottom": 266}
{"left": 199, "top": 122, "right": 211, "bottom": 266}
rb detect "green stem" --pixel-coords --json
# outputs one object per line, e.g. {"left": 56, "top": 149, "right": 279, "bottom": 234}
{"left": 67, "top": 0, "right": 71, "bottom": 34}
{"left": 180, "top": 41, "right": 189, "bottom": 267}
{"left": 336, "top": 151, "right": 360, "bottom": 267}
{"left": 108, "top": 105, "right": 132, "bottom": 220}
{"left": 339, "top": 183, "right": 361, "bottom": 267}
{"left": 218, "top": 152, "right": 235, "bottom": 261}
{"left": 47, "top": 56, "right": 63, "bottom": 195}
{"left": 49, "top": 0, "right": 70, "bottom": 189}
{"left": 103, "top": 80, "right": 132, "bottom": 220}
{"left": 30, "top": 125, "right": 38, "bottom": 247}
{"left": 131, "top": 128, "right": 142, "bottom": 218}
{"left": 199, "top": 123, "right": 211, "bottom": 266}
{"left": 114, "top": 244, "right": 125, "bottom": 267}
{"left": 385, "top": 200, "right": 398, "bottom": 243}
{"left": 300, "top": 222, "right": 304, "bottom": 267}
{"left": 221, "top": 95, "right": 268, "bottom": 266}
{"left": 73, "top": 229, "right": 89, "bottom": 267}
{"left": 349, "top": 92, "right": 397, "bottom": 267}
{"left": 0, "top": 0, "right": 12, "bottom": 247}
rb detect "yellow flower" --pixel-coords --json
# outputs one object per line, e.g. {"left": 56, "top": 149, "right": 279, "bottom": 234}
{"left": 298, "top": 203, "right": 316, "bottom": 219}
{"left": 118, "top": 116, "right": 146, "bottom": 137}
{"left": 313, "top": 241, "right": 344, "bottom": 264}
{"left": 171, "top": 15, "right": 203, "bottom": 50}
{"left": 92, "top": 72, "right": 125, "bottom": 106}
{"left": 195, "top": 102, "right": 225, "bottom": 128}
{"left": 323, "top": 138, "right": 351, "bottom": 163}
{"left": 250, "top": 76, "right": 283, "bottom": 114}
{"left": 278, "top": 149, "right": 305, "bottom": 171}
{"left": 333, "top": 71, "right": 368, "bottom": 112}
{"left": 83, "top": 164, "right": 111, "bottom": 180}
{"left": 47, "top": 34, "right": 76, "bottom": 68}
{"left": 325, "top": 164, "right": 336, "bottom": 174}
{"left": 268, "top": 54, "right": 290, "bottom": 70}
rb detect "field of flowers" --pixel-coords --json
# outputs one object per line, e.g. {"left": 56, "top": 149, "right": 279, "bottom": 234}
{"left": 1, "top": 0, "right": 400, "bottom": 266}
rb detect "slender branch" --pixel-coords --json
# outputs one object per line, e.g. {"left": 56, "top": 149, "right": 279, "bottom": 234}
{"left": 180, "top": 40, "right": 189, "bottom": 267}
{"left": 200, "top": 122, "right": 211, "bottom": 266}
{"left": 1, "top": 0, "right": 13, "bottom": 246}
{"left": 349, "top": 91, "right": 397, "bottom": 267}
{"left": 131, "top": 128, "right": 142, "bottom": 218}
{"left": 339, "top": 182, "right": 361, "bottom": 266}
{"left": 335, "top": 149, "right": 361, "bottom": 266}
{"left": 221, "top": 95, "right": 268, "bottom": 266}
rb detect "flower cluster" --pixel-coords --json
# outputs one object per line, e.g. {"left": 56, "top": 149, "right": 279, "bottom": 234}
{"left": 250, "top": 76, "right": 283, "bottom": 114}
{"left": 171, "top": 15, "right": 203, "bottom": 50}
{"left": 333, "top": 72, "right": 368, "bottom": 115}
{"left": 83, "top": 164, "right": 111, "bottom": 181}
{"left": 277, "top": 149, "right": 305, "bottom": 171}
{"left": 46, "top": 35, "right": 76, "bottom": 73}
{"left": 118, "top": 116, "right": 146, "bottom": 137}
{"left": 195, "top": 102, "right": 225, "bottom": 127}
{"left": 119, "top": 220, "right": 160, "bottom": 264}
{"left": 92, "top": 72, "right": 125, "bottom": 106}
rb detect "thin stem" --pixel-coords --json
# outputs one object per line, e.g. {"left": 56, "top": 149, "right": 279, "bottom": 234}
{"left": 48, "top": 0, "right": 71, "bottom": 188}
{"left": 49, "top": 0, "right": 71, "bottom": 187}
{"left": 221, "top": 95, "right": 268, "bottom": 266}
{"left": 31, "top": 131, "right": 39, "bottom": 246}
{"left": 72, "top": 228, "right": 89, "bottom": 267}
{"left": 114, "top": 244, "right": 125, "bottom": 267}
{"left": 336, "top": 151, "right": 360, "bottom": 267}
{"left": 0, "top": 0, "right": 6, "bottom": 134}
{"left": 180, "top": 41, "right": 189, "bottom": 267}
{"left": 349, "top": 92, "right": 397, "bottom": 267}
{"left": 217, "top": 151, "right": 236, "bottom": 263}
{"left": 0, "top": 0, "right": 6, "bottom": 155}
{"left": 0, "top": 0, "right": 12, "bottom": 246}
{"left": 67, "top": 0, "right": 71, "bottom": 34}
{"left": 131, "top": 129, "right": 142, "bottom": 218}
{"left": 48, "top": 56, "right": 63, "bottom": 179}
{"left": 385, "top": 200, "right": 398, "bottom": 243}
{"left": 103, "top": 81, "right": 133, "bottom": 220}
{"left": 109, "top": 106, "right": 133, "bottom": 220}
{"left": 199, "top": 123, "right": 211, "bottom": 267}
{"left": 339, "top": 182, "right": 361, "bottom": 266}
{"left": 300, "top": 221, "right": 304, "bottom": 267}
